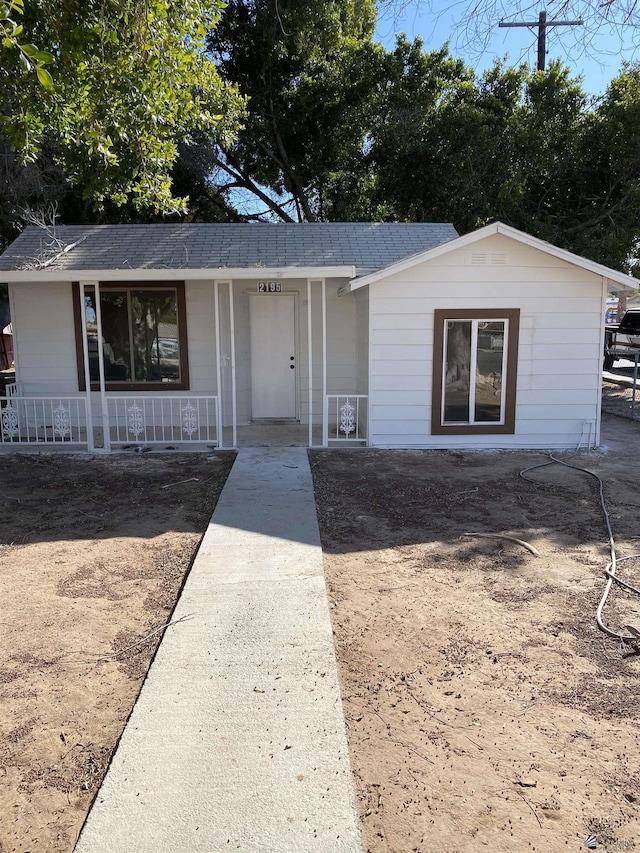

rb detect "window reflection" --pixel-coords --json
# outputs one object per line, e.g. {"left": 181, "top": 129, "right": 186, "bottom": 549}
{"left": 443, "top": 319, "right": 505, "bottom": 424}
{"left": 85, "top": 287, "right": 181, "bottom": 384}
{"left": 444, "top": 320, "right": 471, "bottom": 422}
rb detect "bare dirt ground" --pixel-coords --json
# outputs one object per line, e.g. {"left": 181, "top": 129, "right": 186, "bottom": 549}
{"left": 2, "top": 414, "right": 640, "bottom": 853}
{"left": 310, "top": 413, "right": 640, "bottom": 853}
{"left": 0, "top": 450, "right": 235, "bottom": 853}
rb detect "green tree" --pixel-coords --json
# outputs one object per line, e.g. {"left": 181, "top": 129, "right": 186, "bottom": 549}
{"left": 207, "top": 0, "right": 380, "bottom": 221}
{"left": 1, "top": 0, "right": 53, "bottom": 87}
{"left": 367, "top": 40, "right": 640, "bottom": 270}
{"left": 0, "top": 0, "right": 244, "bottom": 221}
{"left": 565, "top": 63, "right": 640, "bottom": 269}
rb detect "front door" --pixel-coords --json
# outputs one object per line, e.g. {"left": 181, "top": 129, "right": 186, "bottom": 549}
{"left": 249, "top": 294, "right": 297, "bottom": 419}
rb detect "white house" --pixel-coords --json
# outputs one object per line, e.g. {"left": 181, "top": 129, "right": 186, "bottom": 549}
{"left": 0, "top": 221, "right": 634, "bottom": 451}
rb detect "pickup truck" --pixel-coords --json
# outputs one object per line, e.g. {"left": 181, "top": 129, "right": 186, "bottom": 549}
{"left": 604, "top": 309, "right": 640, "bottom": 369}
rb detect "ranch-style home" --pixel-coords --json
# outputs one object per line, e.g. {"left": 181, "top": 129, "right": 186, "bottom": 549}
{"left": 0, "top": 220, "right": 634, "bottom": 451}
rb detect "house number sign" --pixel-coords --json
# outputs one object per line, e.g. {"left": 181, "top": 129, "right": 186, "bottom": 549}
{"left": 258, "top": 281, "right": 282, "bottom": 293}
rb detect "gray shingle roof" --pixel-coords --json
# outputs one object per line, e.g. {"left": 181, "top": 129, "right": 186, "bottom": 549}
{"left": 0, "top": 222, "right": 458, "bottom": 277}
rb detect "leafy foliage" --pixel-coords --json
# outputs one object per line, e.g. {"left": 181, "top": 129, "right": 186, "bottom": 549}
{"left": 0, "top": 0, "right": 53, "bottom": 87}
{"left": 366, "top": 41, "right": 640, "bottom": 269}
{"left": 0, "top": 0, "right": 244, "bottom": 217}
{"left": 207, "top": 0, "right": 380, "bottom": 221}
{"left": 2, "top": 2, "right": 640, "bottom": 274}
{"left": 202, "top": 8, "right": 640, "bottom": 269}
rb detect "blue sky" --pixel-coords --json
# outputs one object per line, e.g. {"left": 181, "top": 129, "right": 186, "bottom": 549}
{"left": 374, "top": 1, "right": 639, "bottom": 96}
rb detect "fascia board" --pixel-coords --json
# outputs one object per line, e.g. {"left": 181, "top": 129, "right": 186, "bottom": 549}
{"left": 0, "top": 266, "right": 356, "bottom": 283}
{"left": 347, "top": 222, "right": 636, "bottom": 292}
{"left": 493, "top": 223, "right": 637, "bottom": 290}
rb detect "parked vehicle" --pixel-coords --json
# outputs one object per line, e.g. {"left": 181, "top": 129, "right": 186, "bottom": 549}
{"left": 604, "top": 309, "right": 640, "bottom": 369}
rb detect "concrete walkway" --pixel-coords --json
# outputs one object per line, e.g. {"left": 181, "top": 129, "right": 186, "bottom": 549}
{"left": 75, "top": 448, "right": 362, "bottom": 853}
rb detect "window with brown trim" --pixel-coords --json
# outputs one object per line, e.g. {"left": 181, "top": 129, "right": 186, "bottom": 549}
{"left": 431, "top": 308, "right": 519, "bottom": 435}
{"left": 73, "top": 282, "right": 190, "bottom": 391}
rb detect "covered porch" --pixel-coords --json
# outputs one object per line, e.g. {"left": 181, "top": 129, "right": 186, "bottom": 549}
{"left": 1, "top": 275, "right": 369, "bottom": 451}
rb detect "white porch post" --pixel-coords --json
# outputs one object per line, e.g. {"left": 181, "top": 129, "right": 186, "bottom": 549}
{"left": 7, "top": 283, "right": 19, "bottom": 386}
{"left": 321, "top": 278, "right": 328, "bottom": 447}
{"left": 307, "top": 279, "right": 313, "bottom": 448}
{"left": 78, "top": 281, "right": 95, "bottom": 452}
{"left": 93, "top": 280, "right": 110, "bottom": 451}
{"left": 229, "top": 281, "right": 237, "bottom": 448}
{"left": 214, "top": 280, "right": 223, "bottom": 449}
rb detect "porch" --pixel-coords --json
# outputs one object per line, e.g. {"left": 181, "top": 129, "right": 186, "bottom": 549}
{"left": 0, "top": 391, "right": 368, "bottom": 452}
{"left": 3, "top": 274, "right": 370, "bottom": 451}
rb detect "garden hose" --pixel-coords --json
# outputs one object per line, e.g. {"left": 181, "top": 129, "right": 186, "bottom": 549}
{"left": 519, "top": 455, "right": 640, "bottom": 644}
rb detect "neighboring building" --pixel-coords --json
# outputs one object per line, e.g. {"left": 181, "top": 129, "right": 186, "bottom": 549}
{"left": 0, "top": 221, "right": 633, "bottom": 451}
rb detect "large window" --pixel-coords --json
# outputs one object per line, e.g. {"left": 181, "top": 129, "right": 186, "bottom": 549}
{"left": 432, "top": 309, "right": 519, "bottom": 435}
{"left": 74, "top": 282, "right": 189, "bottom": 391}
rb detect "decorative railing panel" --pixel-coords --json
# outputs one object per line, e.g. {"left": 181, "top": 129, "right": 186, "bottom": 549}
{"left": 0, "top": 396, "right": 89, "bottom": 445}
{"left": 324, "top": 395, "right": 368, "bottom": 445}
{"left": 107, "top": 396, "right": 219, "bottom": 446}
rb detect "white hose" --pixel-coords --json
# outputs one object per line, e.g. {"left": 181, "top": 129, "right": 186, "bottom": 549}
{"left": 519, "top": 454, "right": 640, "bottom": 643}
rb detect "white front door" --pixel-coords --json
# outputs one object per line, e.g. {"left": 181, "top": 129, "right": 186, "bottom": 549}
{"left": 249, "top": 294, "right": 297, "bottom": 419}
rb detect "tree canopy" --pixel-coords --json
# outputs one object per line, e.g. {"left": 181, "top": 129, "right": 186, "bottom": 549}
{"left": 366, "top": 45, "right": 640, "bottom": 269}
{"left": 206, "top": 0, "right": 380, "bottom": 221}
{"left": 200, "top": 5, "right": 640, "bottom": 270}
{"left": 2, "top": 1, "right": 640, "bottom": 274}
{"left": 0, "top": 0, "right": 244, "bottom": 222}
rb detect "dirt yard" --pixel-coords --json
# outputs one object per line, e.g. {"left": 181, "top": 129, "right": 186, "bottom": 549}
{"left": 311, "top": 413, "right": 640, "bottom": 853}
{"left": 0, "top": 450, "right": 235, "bottom": 853}
{"left": 1, "top": 415, "right": 640, "bottom": 853}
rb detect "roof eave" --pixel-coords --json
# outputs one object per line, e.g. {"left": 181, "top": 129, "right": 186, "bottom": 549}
{"left": 346, "top": 222, "right": 637, "bottom": 292}
{"left": 1, "top": 265, "right": 357, "bottom": 283}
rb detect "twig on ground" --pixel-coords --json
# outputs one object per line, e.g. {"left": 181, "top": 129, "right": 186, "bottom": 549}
{"left": 514, "top": 788, "right": 542, "bottom": 829}
{"left": 160, "top": 477, "right": 200, "bottom": 489}
{"left": 406, "top": 768, "right": 421, "bottom": 785}
{"left": 403, "top": 686, "right": 458, "bottom": 728}
{"left": 77, "top": 508, "right": 104, "bottom": 520}
{"left": 401, "top": 743, "right": 435, "bottom": 764}
{"left": 91, "top": 614, "right": 194, "bottom": 662}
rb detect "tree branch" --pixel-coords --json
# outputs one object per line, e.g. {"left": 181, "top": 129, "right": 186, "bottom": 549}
{"left": 269, "top": 115, "right": 316, "bottom": 221}
{"left": 215, "top": 153, "right": 296, "bottom": 222}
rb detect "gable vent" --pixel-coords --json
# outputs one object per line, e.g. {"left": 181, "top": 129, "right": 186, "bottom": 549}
{"left": 491, "top": 253, "right": 508, "bottom": 265}
{"left": 470, "top": 252, "right": 487, "bottom": 265}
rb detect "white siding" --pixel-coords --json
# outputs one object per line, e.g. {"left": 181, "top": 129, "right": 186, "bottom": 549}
{"left": 10, "top": 280, "right": 222, "bottom": 436}
{"left": 185, "top": 280, "right": 217, "bottom": 395}
{"left": 368, "top": 232, "right": 605, "bottom": 449}
{"left": 11, "top": 279, "right": 218, "bottom": 392}
{"left": 298, "top": 278, "right": 359, "bottom": 425}
{"left": 10, "top": 227, "right": 608, "bottom": 450}
{"left": 355, "top": 287, "right": 369, "bottom": 395}
{"left": 11, "top": 281, "right": 78, "bottom": 394}
{"left": 232, "top": 283, "right": 251, "bottom": 425}
{"left": 326, "top": 280, "right": 359, "bottom": 394}
{"left": 297, "top": 278, "right": 359, "bottom": 424}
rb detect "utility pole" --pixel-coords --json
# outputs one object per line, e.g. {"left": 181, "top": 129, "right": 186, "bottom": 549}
{"left": 499, "top": 10, "right": 582, "bottom": 71}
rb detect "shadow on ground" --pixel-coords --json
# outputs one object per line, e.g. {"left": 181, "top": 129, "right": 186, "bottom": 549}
{"left": 0, "top": 452, "right": 236, "bottom": 545}
{"left": 309, "top": 413, "right": 640, "bottom": 562}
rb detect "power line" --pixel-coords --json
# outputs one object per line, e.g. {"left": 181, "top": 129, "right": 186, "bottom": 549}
{"left": 499, "top": 10, "right": 583, "bottom": 70}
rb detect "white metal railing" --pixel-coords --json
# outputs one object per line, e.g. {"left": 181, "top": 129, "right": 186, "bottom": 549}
{"left": 0, "top": 396, "right": 89, "bottom": 446}
{"left": 324, "top": 395, "right": 368, "bottom": 445}
{"left": 106, "top": 396, "right": 220, "bottom": 446}
{"left": 5, "top": 382, "right": 20, "bottom": 399}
